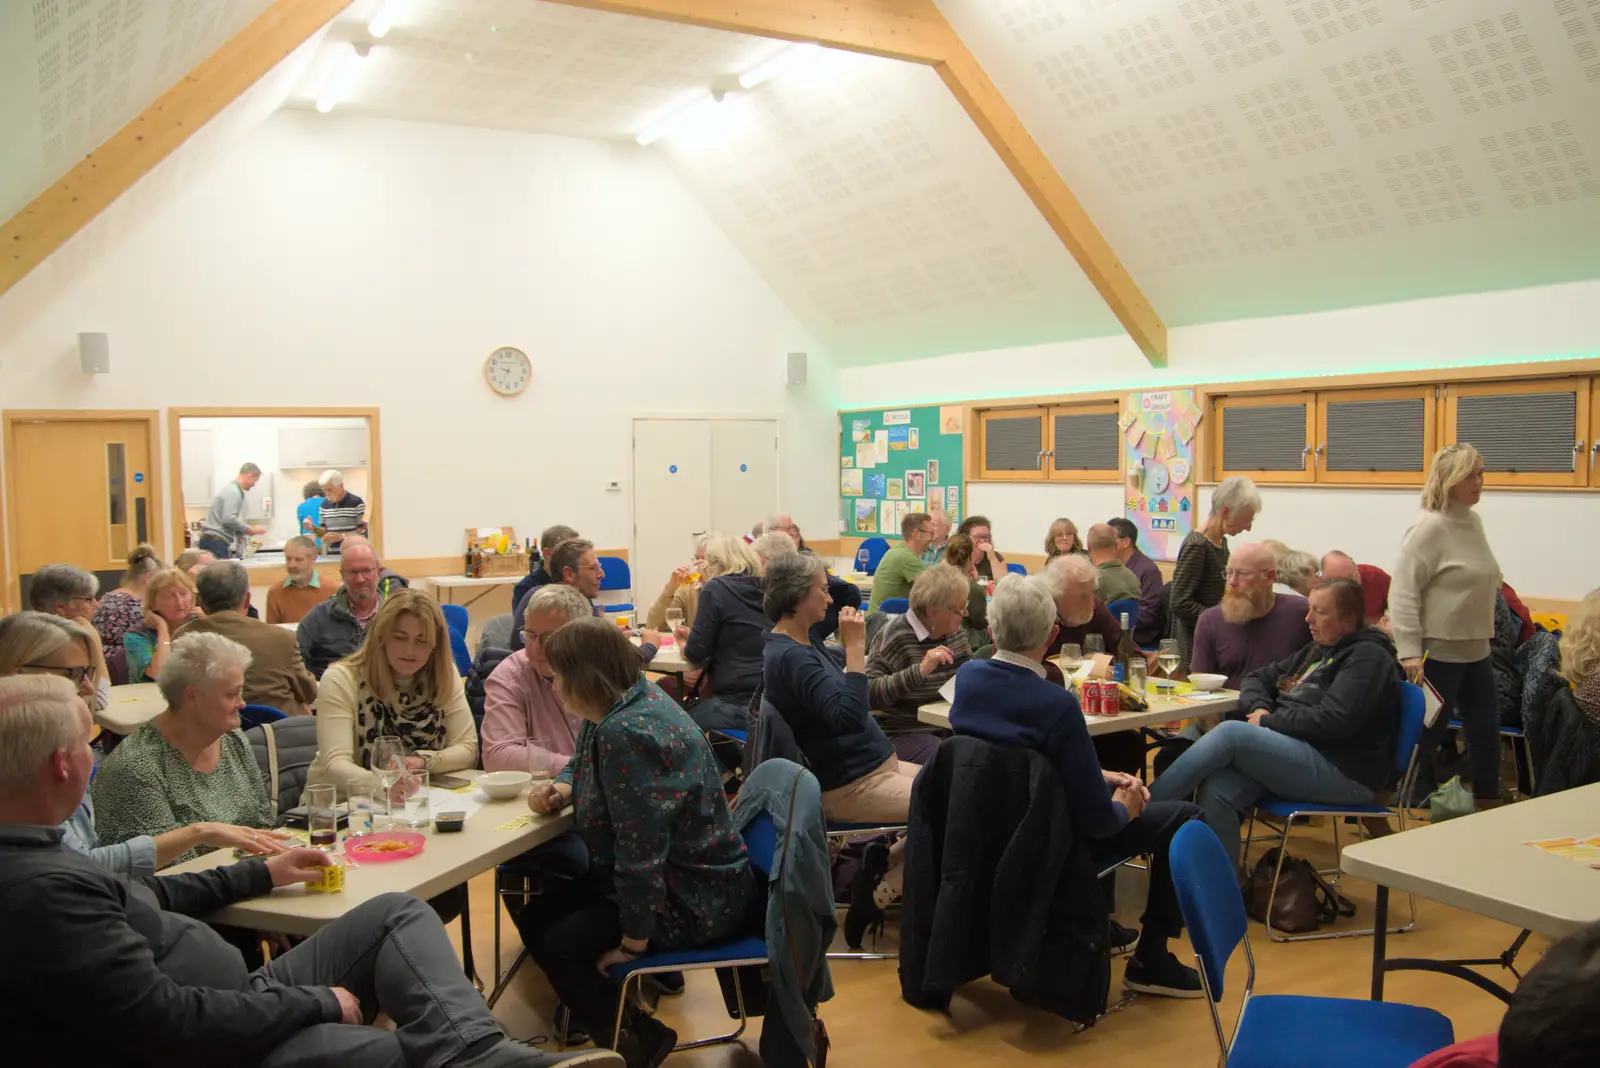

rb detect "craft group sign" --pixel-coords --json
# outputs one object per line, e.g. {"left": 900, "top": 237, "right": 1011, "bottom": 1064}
{"left": 1121, "top": 388, "right": 1200, "bottom": 561}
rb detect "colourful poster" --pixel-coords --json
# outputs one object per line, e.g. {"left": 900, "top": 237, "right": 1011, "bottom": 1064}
{"left": 865, "top": 472, "right": 887, "bottom": 497}
{"left": 841, "top": 469, "right": 863, "bottom": 496}
{"left": 855, "top": 443, "right": 875, "bottom": 468}
{"left": 888, "top": 426, "right": 909, "bottom": 450}
{"left": 854, "top": 499, "right": 877, "bottom": 533}
{"left": 851, "top": 418, "right": 872, "bottom": 443}
{"left": 886, "top": 478, "right": 904, "bottom": 500}
{"left": 946, "top": 485, "right": 960, "bottom": 511}
{"left": 841, "top": 456, "right": 853, "bottom": 468}
{"left": 927, "top": 459, "right": 939, "bottom": 485}
{"left": 908, "top": 427, "right": 920, "bottom": 449}
{"left": 939, "top": 406, "right": 964, "bottom": 434}
{"left": 905, "top": 471, "right": 925, "bottom": 498}
{"left": 1124, "top": 389, "right": 1200, "bottom": 562}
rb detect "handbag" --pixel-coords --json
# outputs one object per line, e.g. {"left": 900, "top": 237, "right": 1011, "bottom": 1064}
{"left": 1426, "top": 775, "right": 1476, "bottom": 822}
{"left": 1244, "top": 847, "right": 1356, "bottom": 933}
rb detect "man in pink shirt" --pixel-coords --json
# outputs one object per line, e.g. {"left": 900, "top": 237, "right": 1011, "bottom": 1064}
{"left": 482, "top": 584, "right": 592, "bottom": 775}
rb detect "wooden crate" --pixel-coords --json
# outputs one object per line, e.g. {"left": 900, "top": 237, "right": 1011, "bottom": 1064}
{"left": 465, "top": 526, "right": 526, "bottom": 578}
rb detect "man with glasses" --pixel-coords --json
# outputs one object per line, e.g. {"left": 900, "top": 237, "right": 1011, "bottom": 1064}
{"left": 1189, "top": 541, "right": 1313, "bottom": 692}
{"left": 296, "top": 538, "right": 407, "bottom": 677}
{"left": 867, "top": 512, "right": 935, "bottom": 612}
{"left": 546, "top": 538, "right": 662, "bottom": 666}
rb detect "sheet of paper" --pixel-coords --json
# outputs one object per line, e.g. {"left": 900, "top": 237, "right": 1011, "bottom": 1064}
{"left": 938, "top": 676, "right": 958, "bottom": 703}
{"left": 841, "top": 469, "right": 863, "bottom": 495}
{"left": 855, "top": 442, "right": 876, "bottom": 468}
{"left": 431, "top": 787, "right": 486, "bottom": 821}
{"left": 1525, "top": 835, "right": 1600, "bottom": 869}
{"left": 874, "top": 430, "right": 889, "bottom": 463}
{"left": 496, "top": 814, "right": 535, "bottom": 833}
{"left": 852, "top": 419, "right": 872, "bottom": 443}
{"left": 883, "top": 409, "right": 911, "bottom": 425}
{"left": 939, "top": 406, "right": 964, "bottom": 434}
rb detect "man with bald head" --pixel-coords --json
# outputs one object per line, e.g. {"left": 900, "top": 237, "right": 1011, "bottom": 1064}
{"left": 1320, "top": 550, "right": 1391, "bottom": 627}
{"left": 296, "top": 537, "right": 408, "bottom": 677}
{"left": 1087, "top": 523, "right": 1141, "bottom": 607}
{"left": 1189, "top": 541, "right": 1312, "bottom": 690}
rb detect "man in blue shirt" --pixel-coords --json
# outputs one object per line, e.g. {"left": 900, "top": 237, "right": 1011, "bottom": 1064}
{"left": 948, "top": 574, "right": 1204, "bottom": 999}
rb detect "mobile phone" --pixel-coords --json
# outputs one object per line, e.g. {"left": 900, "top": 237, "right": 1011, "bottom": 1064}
{"left": 431, "top": 773, "right": 471, "bottom": 789}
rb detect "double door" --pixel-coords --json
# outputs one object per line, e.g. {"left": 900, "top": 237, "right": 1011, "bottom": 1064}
{"left": 631, "top": 419, "right": 779, "bottom": 602}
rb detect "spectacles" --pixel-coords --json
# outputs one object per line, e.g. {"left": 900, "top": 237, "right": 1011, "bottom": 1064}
{"left": 1223, "top": 568, "right": 1271, "bottom": 580}
{"left": 914, "top": 527, "right": 933, "bottom": 537}
{"left": 21, "top": 664, "right": 96, "bottom": 684}
{"left": 577, "top": 563, "right": 603, "bottom": 573}
{"left": 69, "top": 595, "right": 99, "bottom": 606}
{"left": 523, "top": 629, "right": 559, "bottom": 646}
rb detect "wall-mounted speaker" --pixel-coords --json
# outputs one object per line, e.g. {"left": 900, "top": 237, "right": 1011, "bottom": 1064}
{"left": 785, "top": 351, "right": 807, "bottom": 387}
{"left": 79, "top": 332, "right": 110, "bottom": 374}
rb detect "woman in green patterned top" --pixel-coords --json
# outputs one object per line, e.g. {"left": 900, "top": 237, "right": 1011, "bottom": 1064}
{"left": 522, "top": 617, "right": 756, "bottom": 1068}
{"left": 91, "top": 631, "right": 277, "bottom": 865}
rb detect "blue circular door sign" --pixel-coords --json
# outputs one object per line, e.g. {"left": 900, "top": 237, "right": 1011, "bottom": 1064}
{"left": 669, "top": 465, "right": 678, "bottom": 474}
{"left": 740, "top": 464, "right": 747, "bottom": 472}
{"left": 133, "top": 472, "right": 144, "bottom": 483}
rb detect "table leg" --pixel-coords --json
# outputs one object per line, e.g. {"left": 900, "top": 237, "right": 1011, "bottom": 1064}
{"left": 1376, "top": 882, "right": 1388, "bottom": 1004}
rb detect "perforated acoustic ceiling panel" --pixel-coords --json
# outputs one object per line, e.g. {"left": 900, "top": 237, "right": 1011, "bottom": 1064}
{"left": 657, "top": 49, "right": 1119, "bottom": 363}
{"left": 0, "top": 0, "right": 275, "bottom": 222}
{"left": 935, "top": 0, "right": 1600, "bottom": 328}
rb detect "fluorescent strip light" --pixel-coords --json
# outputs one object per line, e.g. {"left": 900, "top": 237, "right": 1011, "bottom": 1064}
{"left": 738, "top": 43, "right": 821, "bottom": 90}
{"left": 636, "top": 94, "right": 719, "bottom": 146}
{"left": 367, "top": 0, "right": 406, "bottom": 39}
{"left": 316, "top": 45, "right": 366, "bottom": 113}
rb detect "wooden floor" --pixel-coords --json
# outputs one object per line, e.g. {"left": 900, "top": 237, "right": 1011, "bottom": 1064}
{"left": 454, "top": 828, "right": 1533, "bottom": 1067}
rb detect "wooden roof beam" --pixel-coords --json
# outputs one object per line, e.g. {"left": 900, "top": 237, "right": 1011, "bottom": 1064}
{"left": 0, "top": 0, "right": 351, "bottom": 300}
{"left": 551, "top": 0, "right": 1167, "bottom": 365}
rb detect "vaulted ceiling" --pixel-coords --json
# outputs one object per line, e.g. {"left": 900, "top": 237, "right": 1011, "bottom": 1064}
{"left": 5, "top": 0, "right": 1600, "bottom": 366}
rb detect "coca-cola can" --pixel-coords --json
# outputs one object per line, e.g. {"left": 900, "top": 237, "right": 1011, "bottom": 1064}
{"left": 1101, "top": 680, "right": 1121, "bottom": 717}
{"left": 1081, "top": 679, "right": 1102, "bottom": 715}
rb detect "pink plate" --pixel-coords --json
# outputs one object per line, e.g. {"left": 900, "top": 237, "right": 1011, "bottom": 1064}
{"left": 345, "top": 830, "right": 426, "bottom": 862}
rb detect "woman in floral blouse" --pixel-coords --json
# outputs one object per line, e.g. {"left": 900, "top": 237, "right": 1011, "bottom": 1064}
{"left": 92, "top": 543, "right": 164, "bottom": 655}
{"left": 523, "top": 617, "right": 757, "bottom": 1068}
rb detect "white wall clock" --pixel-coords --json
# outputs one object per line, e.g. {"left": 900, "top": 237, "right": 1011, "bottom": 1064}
{"left": 484, "top": 346, "right": 531, "bottom": 397}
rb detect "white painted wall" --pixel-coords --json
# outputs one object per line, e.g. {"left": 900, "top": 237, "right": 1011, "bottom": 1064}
{"left": 0, "top": 111, "right": 839, "bottom": 565}
{"left": 844, "top": 284, "right": 1600, "bottom": 599}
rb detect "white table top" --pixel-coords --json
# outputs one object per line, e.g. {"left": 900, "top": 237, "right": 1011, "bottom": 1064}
{"left": 918, "top": 684, "right": 1238, "bottom": 736}
{"left": 1342, "top": 782, "right": 1600, "bottom": 939}
{"left": 633, "top": 635, "right": 689, "bottom": 674}
{"left": 162, "top": 772, "right": 573, "bottom": 936}
{"left": 427, "top": 574, "right": 527, "bottom": 589}
{"left": 97, "top": 683, "right": 165, "bottom": 735}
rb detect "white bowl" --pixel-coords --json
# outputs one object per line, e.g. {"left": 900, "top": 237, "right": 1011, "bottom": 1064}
{"left": 478, "top": 770, "right": 531, "bottom": 799}
{"left": 1189, "top": 673, "right": 1227, "bottom": 692}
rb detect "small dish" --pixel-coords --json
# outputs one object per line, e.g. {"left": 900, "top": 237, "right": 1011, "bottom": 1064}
{"left": 1189, "top": 673, "right": 1227, "bottom": 692}
{"left": 434, "top": 811, "right": 465, "bottom": 833}
{"left": 478, "top": 770, "right": 532, "bottom": 799}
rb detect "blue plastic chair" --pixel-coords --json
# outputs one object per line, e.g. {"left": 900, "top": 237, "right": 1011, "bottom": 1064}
{"left": 1170, "top": 821, "right": 1455, "bottom": 1068}
{"left": 595, "top": 556, "right": 634, "bottom": 613}
{"left": 591, "top": 813, "right": 776, "bottom": 1051}
{"left": 1107, "top": 598, "right": 1140, "bottom": 634}
{"left": 440, "top": 603, "right": 469, "bottom": 638}
{"left": 448, "top": 627, "right": 473, "bottom": 677}
{"left": 1243, "top": 682, "right": 1429, "bottom": 942}
{"left": 855, "top": 537, "right": 890, "bottom": 575}
{"left": 1005, "top": 562, "right": 1027, "bottom": 576}
{"left": 240, "top": 704, "right": 287, "bottom": 730}
{"left": 1449, "top": 718, "right": 1534, "bottom": 796}
{"left": 879, "top": 597, "right": 909, "bottom": 615}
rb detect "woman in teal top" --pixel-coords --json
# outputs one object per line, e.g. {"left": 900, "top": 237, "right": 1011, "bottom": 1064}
{"left": 523, "top": 617, "right": 756, "bottom": 1067}
{"left": 295, "top": 479, "right": 325, "bottom": 548}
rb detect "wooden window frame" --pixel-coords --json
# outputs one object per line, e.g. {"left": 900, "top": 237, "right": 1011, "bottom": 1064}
{"left": 1313, "top": 385, "right": 1437, "bottom": 486}
{"left": 1210, "top": 392, "right": 1316, "bottom": 484}
{"left": 1589, "top": 383, "right": 1600, "bottom": 487}
{"left": 1046, "top": 401, "right": 1122, "bottom": 483}
{"left": 1442, "top": 378, "right": 1590, "bottom": 488}
{"left": 977, "top": 406, "right": 1048, "bottom": 481}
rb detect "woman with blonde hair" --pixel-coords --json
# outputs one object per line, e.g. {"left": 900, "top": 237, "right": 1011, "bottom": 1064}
{"left": 308, "top": 587, "right": 478, "bottom": 794}
{"left": 1170, "top": 475, "right": 1261, "bottom": 673}
{"left": 93, "top": 543, "right": 164, "bottom": 653}
{"left": 1392, "top": 443, "right": 1503, "bottom": 808}
{"left": 1044, "top": 517, "right": 1085, "bottom": 560}
{"left": 1559, "top": 590, "right": 1600, "bottom": 722}
{"left": 645, "top": 532, "right": 709, "bottom": 631}
{"left": 680, "top": 534, "right": 771, "bottom": 730}
{"left": 122, "top": 567, "right": 201, "bottom": 683}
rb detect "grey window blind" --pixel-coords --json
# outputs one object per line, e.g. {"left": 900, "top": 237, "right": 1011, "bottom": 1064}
{"left": 1324, "top": 398, "right": 1426, "bottom": 472}
{"left": 1052, "top": 410, "right": 1119, "bottom": 471}
{"left": 1457, "top": 390, "right": 1578, "bottom": 473}
{"left": 984, "top": 415, "right": 1044, "bottom": 472}
{"left": 1222, "top": 403, "right": 1309, "bottom": 471}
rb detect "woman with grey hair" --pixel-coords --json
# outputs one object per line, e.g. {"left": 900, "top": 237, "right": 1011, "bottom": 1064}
{"left": 28, "top": 563, "right": 110, "bottom": 707}
{"left": 762, "top": 550, "right": 916, "bottom": 947}
{"left": 1170, "top": 475, "right": 1261, "bottom": 673}
{"left": 1392, "top": 443, "right": 1503, "bottom": 808}
{"left": 1274, "top": 549, "right": 1321, "bottom": 597}
{"left": 0, "top": 613, "right": 285, "bottom": 874}
{"left": 91, "top": 631, "right": 280, "bottom": 864}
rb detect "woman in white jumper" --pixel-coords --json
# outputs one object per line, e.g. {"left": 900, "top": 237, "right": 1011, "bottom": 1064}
{"left": 1390, "top": 443, "right": 1502, "bottom": 809}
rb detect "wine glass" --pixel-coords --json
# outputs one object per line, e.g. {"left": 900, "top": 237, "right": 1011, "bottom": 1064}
{"left": 1057, "top": 642, "right": 1083, "bottom": 672}
{"left": 664, "top": 606, "right": 684, "bottom": 632}
{"left": 369, "top": 736, "right": 407, "bottom": 830}
{"left": 1084, "top": 634, "right": 1105, "bottom": 657}
{"left": 1156, "top": 639, "right": 1181, "bottom": 692}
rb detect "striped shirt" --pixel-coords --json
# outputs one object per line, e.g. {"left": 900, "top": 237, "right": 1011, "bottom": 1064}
{"left": 865, "top": 610, "right": 970, "bottom": 734}
{"left": 320, "top": 491, "right": 365, "bottom": 550}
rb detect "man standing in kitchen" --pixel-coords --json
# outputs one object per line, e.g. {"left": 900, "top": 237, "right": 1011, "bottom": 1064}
{"left": 197, "top": 463, "right": 268, "bottom": 559}
{"left": 317, "top": 469, "right": 367, "bottom": 555}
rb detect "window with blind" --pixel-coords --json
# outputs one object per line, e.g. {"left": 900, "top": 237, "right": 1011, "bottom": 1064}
{"left": 1316, "top": 386, "right": 1435, "bottom": 485}
{"left": 1444, "top": 379, "right": 1590, "bottom": 487}
{"left": 1213, "top": 394, "right": 1315, "bottom": 483}
{"left": 1047, "top": 403, "right": 1120, "bottom": 480}
{"left": 978, "top": 408, "right": 1046, "bottom": 480}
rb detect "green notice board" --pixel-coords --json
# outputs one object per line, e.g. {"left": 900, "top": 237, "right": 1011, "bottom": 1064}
{"left": 838, "top": 404, "right": 965, "bottom": 541}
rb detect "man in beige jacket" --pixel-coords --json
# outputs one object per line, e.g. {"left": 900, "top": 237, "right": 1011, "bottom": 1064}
{"left": 178, "top": 560, "right": 318, "bottom": 715}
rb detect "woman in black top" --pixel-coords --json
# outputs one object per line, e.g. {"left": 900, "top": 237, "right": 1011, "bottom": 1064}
{"left": 681, "top": 535, "right": 770, "bottom": 731}
{"left": 1170, "top": 476, "right": 1261, "bottom": 673}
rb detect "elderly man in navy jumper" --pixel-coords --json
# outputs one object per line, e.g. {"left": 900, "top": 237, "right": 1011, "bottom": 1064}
{"left": 947, "top": 575, "right": 1205, "bottom": 999}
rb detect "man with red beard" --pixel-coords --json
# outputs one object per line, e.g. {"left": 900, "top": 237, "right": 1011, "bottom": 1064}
{"left": 1190, "top": 541, "right": 1312, "bottom": 690}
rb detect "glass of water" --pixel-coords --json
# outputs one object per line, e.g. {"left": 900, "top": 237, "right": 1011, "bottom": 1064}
{"left": 399, "top": 769, "right": 431, "bottom": 829}
{"left": 347, "top": 783, "right": 378, "bottom": 836}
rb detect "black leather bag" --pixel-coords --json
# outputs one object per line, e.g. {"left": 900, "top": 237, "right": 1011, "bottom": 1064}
{"left": 1244, "top": 847, "right": 1355, "bottom": 933}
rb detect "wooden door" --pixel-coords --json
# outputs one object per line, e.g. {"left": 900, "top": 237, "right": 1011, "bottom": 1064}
{"left": 5, "top": 413, "right": 161, "bottom": 609}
